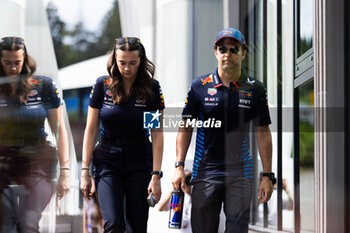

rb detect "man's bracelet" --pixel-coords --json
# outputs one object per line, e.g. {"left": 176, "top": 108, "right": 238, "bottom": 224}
{"left": 60, "top": 167, "right": 70, "bottom": 170}
{"left": 81, "top": 167, "right": 90, "bottom": 170}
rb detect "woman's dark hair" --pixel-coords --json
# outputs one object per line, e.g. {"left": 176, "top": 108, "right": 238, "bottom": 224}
{"left": 0, "top": 37, "right": 36, "bottom": 99}
{"left": 107, "top": 37, "right": 154, "bottom": 104}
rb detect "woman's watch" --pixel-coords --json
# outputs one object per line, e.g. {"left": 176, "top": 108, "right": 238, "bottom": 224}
{"left": 151, "top": 170, "right": 163, "bottom": 178}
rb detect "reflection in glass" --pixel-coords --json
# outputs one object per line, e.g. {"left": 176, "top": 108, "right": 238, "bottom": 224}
{"left": 298, "top": 0, "right": 313, "bottom": 57}
{"left": 299, "top": 80, "right": 314, "bottom": 232}
{"left": 63, "top": 88, "right": 90, "bottom": 161}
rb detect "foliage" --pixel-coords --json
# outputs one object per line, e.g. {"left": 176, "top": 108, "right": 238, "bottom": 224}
{"left": 46, "top": 0, "right": 122, "bottom": 68}
{"left": 298, "top": 37, "right": 312, "bottom": 57}
{"left": 299, "top": 121, "right": 314, "bottom": 167}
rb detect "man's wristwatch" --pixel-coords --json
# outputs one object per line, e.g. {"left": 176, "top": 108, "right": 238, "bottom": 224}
{"left": 175, "top": 161, "right": 185, "bottom": 168}
{"left": 263, "top": 172, "right": 276, "bottom": 184}
{"left": 151, "top": 170, "right": 163, "bottom": 178}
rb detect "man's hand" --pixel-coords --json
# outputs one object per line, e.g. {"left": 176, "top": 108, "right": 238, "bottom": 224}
{"left": 172, "top": 167, "right": 185, "bottom": 191}
{"left": 258, "top": 177, "right": 273, "bottom": 203}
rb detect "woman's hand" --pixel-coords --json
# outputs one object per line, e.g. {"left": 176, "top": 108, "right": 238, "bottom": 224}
{"left": 148, "top": 175, "right": 162, "bottom": 203}
{"left": 80, "top": 172, "right": 95, "bottom": 199}
{"left": 57, "top": 169, "right": 70, "bottom": 199}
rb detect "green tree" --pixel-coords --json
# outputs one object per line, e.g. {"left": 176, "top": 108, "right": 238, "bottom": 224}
{"left": 46, "top": 0, "right": 122, "bottom": 68}
{"left": 46, "top": 2, "right": 71, "bottom": 68}
{"left": 94, "top": 0, "right": 122, "bottom": 55}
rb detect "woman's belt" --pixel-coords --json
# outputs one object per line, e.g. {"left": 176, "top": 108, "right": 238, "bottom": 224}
{"left": 100, "top": 137, "right": 147, "bottom": 146}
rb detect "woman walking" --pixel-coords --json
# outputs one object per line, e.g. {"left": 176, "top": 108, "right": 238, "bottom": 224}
{"left": 80, "top": 37, "right": 164, "bottom": 233}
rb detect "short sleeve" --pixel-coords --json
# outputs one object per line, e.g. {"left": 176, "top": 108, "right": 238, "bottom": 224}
{"left": 40, "top": 77, "right": 61, "bottom": 109}
{"left": 182, "top": 84, "right": 200, "bottom": 120}
{"left": 89, "top": 77, "right": 106, "bottom": 109}
{"left": 149, "top": 80, "right": 165, "bottom": 111}
{"left": 253, "top": 86, "right": 271, "bottom": 127}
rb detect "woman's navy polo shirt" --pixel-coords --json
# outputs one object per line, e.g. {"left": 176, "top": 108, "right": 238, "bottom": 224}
{"left": 0, "top": 76, "right": 61, "bottom": 145}
{"left": 89, "top": 76, "right": 165, "bottom": 140}
{"left": 182, "top": 69, "right": 271, "bottom": 181}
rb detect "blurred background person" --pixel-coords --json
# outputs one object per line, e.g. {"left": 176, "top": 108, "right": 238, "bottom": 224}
{"left": 83, "top": 177, "right": 103, "bottom": 233}
{"left": 0, "top": 36, "right": 70, "bottom": 233}
{"left": 257, "top": 178, "right": 293, "bottom": 226}
{"left": 80, "top": 37, "right": 164, "bottom": 233}
{"left": 158, "top": 170, "right": 192, "bottom": 232}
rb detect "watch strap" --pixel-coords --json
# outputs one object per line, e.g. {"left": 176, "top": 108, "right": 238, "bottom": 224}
{"left": 263, "top": 172, "right": 276, "bottom": 184}
{"left": 175, "top": 161, "right": 185, "bottom": 168}
{"left": 150, "top": 170, "right": 163, "bottom": 178}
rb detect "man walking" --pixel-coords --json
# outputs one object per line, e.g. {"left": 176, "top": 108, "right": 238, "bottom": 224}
{"left": 172, "top": 28, "right": 274, "bottom": 233}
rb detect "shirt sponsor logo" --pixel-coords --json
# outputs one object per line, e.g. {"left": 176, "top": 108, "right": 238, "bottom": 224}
{"left": 30, "top": 78, "right": 41, "bottom": 85}
{"left": 159, "top": 87, "right": 165, "bottom": 106}
{"left": 239, "top": 90, "right": 252, "bottom": 97}
{"left": 239, "top": 99, "right": 251, "bottom": 105}
{"left": 27, "top": 97, "right": 39, "bottom": 102}
{"left": 104, "top": 78, "right": 111, "bottom": 85}
{"left": 204, "top": 102, "right": 219, "bottom": 106}
{"left": 238, "top": 98, "right": 251, "bottom": 109}
{"left": 104, "top": 97, "right": 113, "bottom": 102}
{"left": 207, "top": 88, "right": 217, "bottom": 96}
{"left": 205, "top": 97, "right": 219, "bottom": 102}
{"left": 28, "top": 90, "right": 38, "bottom": 97}
{"left": 201, "top": 75, "right": 213, "bottom": 85}
{"left": 238, "top": 90, "right": 252, "bottom": 109}
{"left": 135, "top": 98, "right": 146, "bottom": 107}
{"left": 0, "top": 98, "right": 6, "bottom": 107}
{"left": 238, "top": 104, "right": 251, "bottom": 109}
{"left": 106, "top": 90, "right": 112, "bottom": 97}
{"left": 204, "top": 97, "right": 219, "bottom": 106}
{"left": 246, "top": 77, "right": 255, "bottom": 86}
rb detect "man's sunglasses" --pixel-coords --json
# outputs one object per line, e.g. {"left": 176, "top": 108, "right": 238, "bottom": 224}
{"left": 115, "top": 37, "right": 140, "bottom": 46}
{"left": 217, "top": 45, "right": 240, "bottom": 55}
{"left": 0, "top": 37, "right": 25, "bottom": 45}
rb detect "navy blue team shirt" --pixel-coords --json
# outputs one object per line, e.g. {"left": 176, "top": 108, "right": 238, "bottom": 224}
{"left": 0, "top": 76, "right": 61, "bottom": 145}
{"left": 89, "top": 76, "right": 165, "bottom": 139}
{"left": 182, "top": 69, "right": 271, "bottom": 181}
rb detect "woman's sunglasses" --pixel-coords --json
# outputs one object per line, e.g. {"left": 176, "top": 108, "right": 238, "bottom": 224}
{"left": 115, "top": 37, "right": 140, "bottom": 46}
{"left": 0, "top": 37, "right": 25, "bottom": 45}
{"left": 217, "top": 45, "right": 240, "bottom": 55}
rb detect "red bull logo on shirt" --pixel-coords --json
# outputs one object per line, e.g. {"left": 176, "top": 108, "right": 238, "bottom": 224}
{"left": 201, "top": 74, "right": 213, "bottom": 85}
{"left": 104, "top": 78, "right": 111, "bottom": 85}
{"left": 30, "top": 78, "right": 41, "bottom": 86}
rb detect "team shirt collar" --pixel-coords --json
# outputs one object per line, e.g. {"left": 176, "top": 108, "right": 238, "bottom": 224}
{"left": 213, "top": 68, "right": 248, "bottom": 89}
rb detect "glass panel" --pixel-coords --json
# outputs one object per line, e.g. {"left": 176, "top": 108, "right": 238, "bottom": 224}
{"left": 299, "top": 80, "right": 314, "bottom": 232}
{"left": 297, "top": 0, "right": 313, "bottom": 57}
{"left": 193, "top": 0, "right": 223, "bottom": 77}
{"left": 63, "top": 88, "right": 90, "bottom": 160}
{"left": 282, "top": 0, "right": 295, "bottom": 230}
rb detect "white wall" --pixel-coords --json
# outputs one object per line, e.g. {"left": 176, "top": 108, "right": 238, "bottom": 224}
{"left": 0, "top": 0, "right": 26, "bottom": 38}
